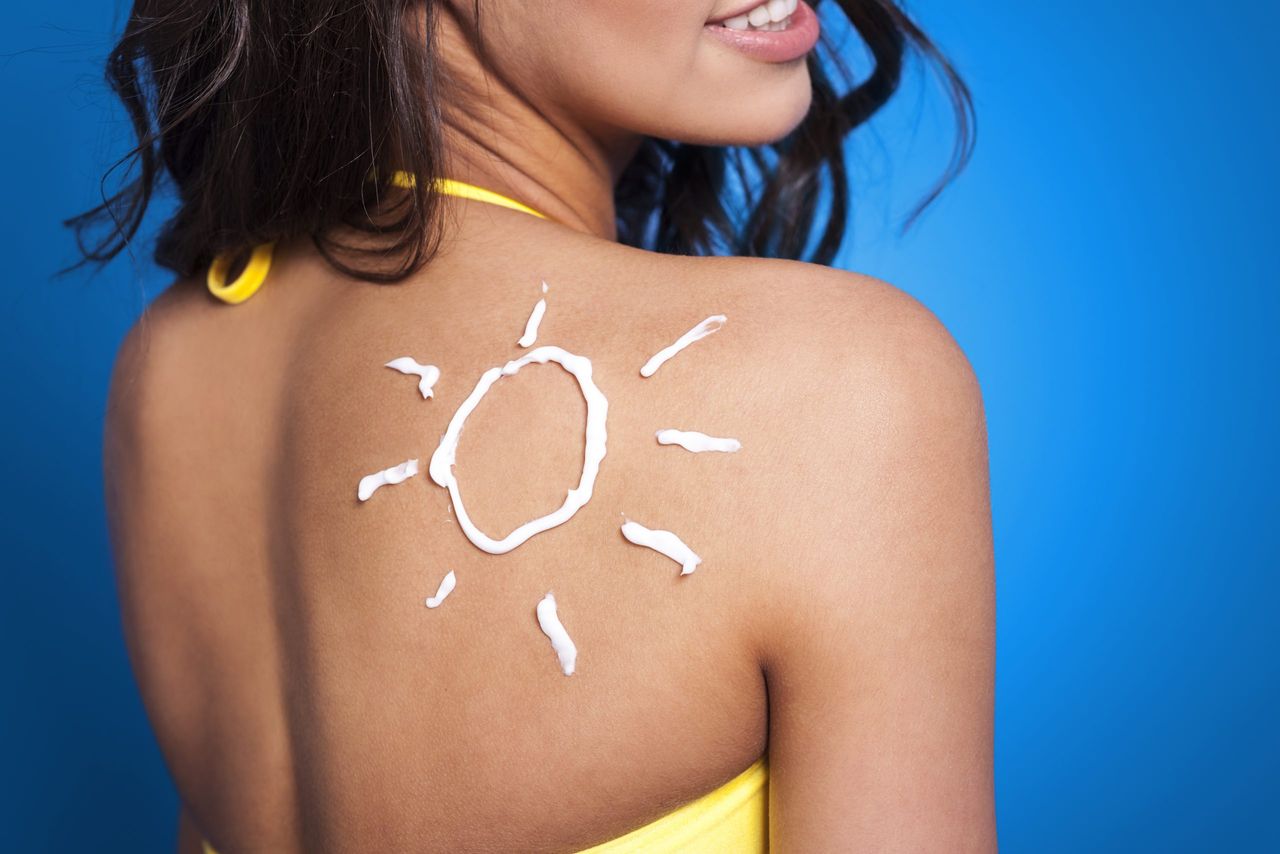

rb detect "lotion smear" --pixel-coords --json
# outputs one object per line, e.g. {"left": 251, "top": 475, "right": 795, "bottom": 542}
{"left": 424, "top": 569, "right": 456, "bottom": 608}
{"left": 620, "top": 518, "right": 703, "bottom": 575}
{"left": 429, "top": 345, "right": 608, "bottom": 554}
{"left": 517, "top": 283, "right": 548, "bottom": 348}
{"left": 536, "top": 592, "right": 577, "bottom": 675}
{"left": 655, "top": 428, "right": 741, "bottom": 453}
{"left": 357, "top": 458, "right": 419, "bottom": 502}
{"left": 639, "top": 314, "right": 726, "bottom": 378}
{"left": 385, "top": 357, "right": 441, "bottom": 399}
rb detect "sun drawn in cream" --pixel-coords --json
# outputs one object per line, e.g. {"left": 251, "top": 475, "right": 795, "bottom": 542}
{"left": 358, "top": 279, "right": 738, "bottom": 674}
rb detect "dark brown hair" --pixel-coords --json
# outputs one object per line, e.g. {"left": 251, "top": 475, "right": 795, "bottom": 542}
{"left": 60, "top": 0, "right": 974, "bottom": 283}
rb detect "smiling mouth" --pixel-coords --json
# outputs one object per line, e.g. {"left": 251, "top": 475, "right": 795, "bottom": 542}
{"left": 701, "top": 0, "right": 820, "bottom": 65}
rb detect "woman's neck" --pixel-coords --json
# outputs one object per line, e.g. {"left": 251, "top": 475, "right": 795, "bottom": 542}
{"left": 432, "top": 7, "right": 643, "bottom": 243}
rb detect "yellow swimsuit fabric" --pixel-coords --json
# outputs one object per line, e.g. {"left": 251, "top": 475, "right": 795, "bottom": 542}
{"left": 205, "top": 175, "right": 550, "bottom": 306}
{"left": 575, "top": 755, "right": 768, "bottom": 853}
{"left": 201, "top": 755, "right": 767, "bottom": 854}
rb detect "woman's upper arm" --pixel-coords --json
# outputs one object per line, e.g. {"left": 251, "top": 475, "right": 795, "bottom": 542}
{"left": 761, "top": 277, "right": 997, "bottom": 851}
{"left": 176, "top": 803, "right": 204, "bottom": 854}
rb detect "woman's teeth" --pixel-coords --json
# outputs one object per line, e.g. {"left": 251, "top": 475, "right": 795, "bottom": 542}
{"left": 718, "top": 0, "right": 798, "bottom": 31}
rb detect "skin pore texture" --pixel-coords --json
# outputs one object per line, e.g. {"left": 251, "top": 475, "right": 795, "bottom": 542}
{"left": 104, "top": 2, "right": 995, "bottom": 852}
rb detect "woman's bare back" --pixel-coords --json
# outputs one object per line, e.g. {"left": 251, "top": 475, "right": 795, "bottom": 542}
{"left": 106, "top": 203, "right": 995, "bottom": 852}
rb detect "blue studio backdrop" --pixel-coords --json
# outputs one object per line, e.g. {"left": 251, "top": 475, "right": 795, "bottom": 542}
{"left": 2, "top": 1, "right": 1276, "bottom": 851}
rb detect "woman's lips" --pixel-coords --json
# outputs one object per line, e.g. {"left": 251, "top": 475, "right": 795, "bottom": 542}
{"left": 702, "top": 0, "right": 821, "bottom": 64}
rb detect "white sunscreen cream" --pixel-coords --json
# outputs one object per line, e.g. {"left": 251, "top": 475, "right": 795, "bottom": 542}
{"left": 536, "top": 591, "right": 577, "bottom": 675}
{"left": 620, "top": 518, "right": 702, "bottom": 575}
{"left": 357, "top": 458, "right": 419, "bottom": 502}
{"left": 424, "top": 569, "right": 456, "bottom": 608}
{"left": 385, "top": 357, "right": 441, "bottom": 399}
{"left": 429, "top": 345, "right": 608, "bottom": 554}
{"left": 639, "top": 314, "right": 727, "bottom": 378}
{"left": 655, "top": 428, "right": 741, "bottom": 453}
{"left": 517, "top": 298, "right": 547, "bottom": 348}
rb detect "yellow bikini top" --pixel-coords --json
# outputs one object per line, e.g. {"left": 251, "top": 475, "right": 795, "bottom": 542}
{"left": 201, "top": 754, "right": 767, "bottom": 854}
{"left": 205, "top": 175, "right": 552, "bottom": 305}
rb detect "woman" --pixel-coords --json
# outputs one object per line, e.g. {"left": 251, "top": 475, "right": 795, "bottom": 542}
{"left": 65, "top": 1, "right": 995, "bottom": 851}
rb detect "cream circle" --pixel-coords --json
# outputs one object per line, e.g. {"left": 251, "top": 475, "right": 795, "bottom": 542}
{"left": 428, "top": 345, "right": 609, "bottom": 554}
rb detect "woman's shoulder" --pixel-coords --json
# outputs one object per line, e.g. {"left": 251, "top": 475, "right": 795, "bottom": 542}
{"left": 488, "top": 239, "right": 991, "bottom": 580}
{"left": 618, "top": 249, "right": 991, "bottom": 614}
{"left": 646, "top": 251, "right": 983, "bottom": 419}
{"left": 532, "top": 230, "right": 974, "bottom": 371}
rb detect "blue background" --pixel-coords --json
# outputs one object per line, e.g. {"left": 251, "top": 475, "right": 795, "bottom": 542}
{"left": 3, "top": 1, "right": 1276, "bottom": 850}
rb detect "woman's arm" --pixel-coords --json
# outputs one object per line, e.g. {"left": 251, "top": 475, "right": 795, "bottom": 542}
{"left": 763, "top": 273, "right": 997, "bottom": 851}
{"left": 176, "top": 803, "right": 204, "bottom": 854}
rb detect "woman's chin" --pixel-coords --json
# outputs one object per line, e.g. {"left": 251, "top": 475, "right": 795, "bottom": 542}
{"left": 679, "top": 88, "right": 815, "bottom": 148}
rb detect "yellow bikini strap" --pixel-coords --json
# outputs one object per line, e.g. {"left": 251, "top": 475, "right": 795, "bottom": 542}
{"left": 392, "top": 172, "right": 551, "bottom": 221}
{"left": 206, "top": 174, "right": 548, "bottom": 305}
